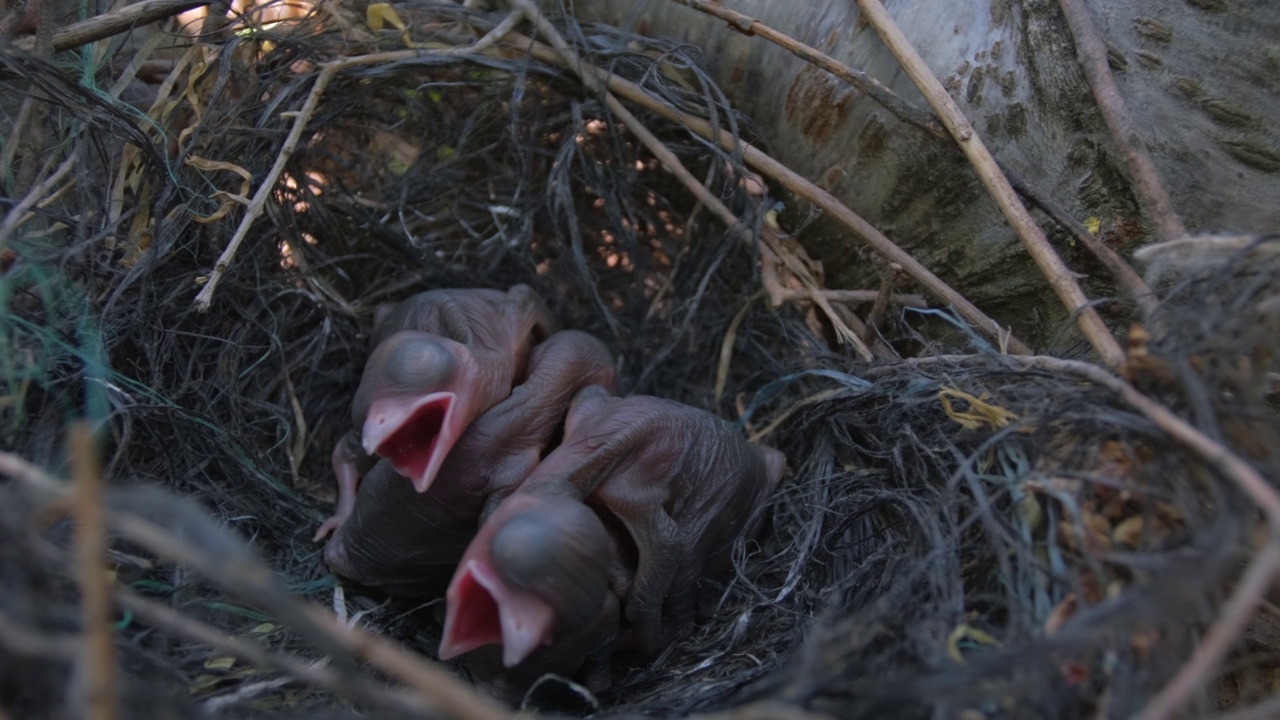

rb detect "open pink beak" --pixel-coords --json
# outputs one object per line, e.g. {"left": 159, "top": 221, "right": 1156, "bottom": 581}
{"left": 361, "top": 391, "right": 463, "bottom": 493}
{"left": 439, "top": 557, "right": 554, "bottom": 668}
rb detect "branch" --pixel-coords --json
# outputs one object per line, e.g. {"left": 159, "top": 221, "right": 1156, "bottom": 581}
{"left": 0, "top": 450, "right": 509, "bottom": 720}
{"left": 115, "top": 588, "right": 431, "bottom": 717}
{"left": 0, "top": 147, "right": 78, "bottom": 250}
{"left": 1057, "top": 0, "right": 1186, "bottom": 241}
{"left": 70, "top": 423, "right": 117, "bottom": 720}
{"left": 503, "top": 1, "right": 875, "bottom": 359}
{"left": 13, "top": 0, "right": 209, "bottom": 53}
{"left": 499, "top": 32, "right": 1030, "bottom": 355}
{"left": 1012, "top": 178, "right": 1159, "bottom": 317}
{"left": 193, "top": 43, "right": 509, "bottom": 311}
{"left": 668, "top": 0, "right": 1158, "bottom": 320}
{"left": 667, "top": 0, "right": 946, "bottom": 140}
{"left": 854, "top": 0, "right": 1124, "bottom": 367}
{"left": 1010, "top": 355, "right": 1280, "bottom": 720}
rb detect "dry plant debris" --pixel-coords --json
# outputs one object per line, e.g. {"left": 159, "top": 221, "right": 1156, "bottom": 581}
{"left": 0, "top": 1, "right": 1278, "bottom": 719}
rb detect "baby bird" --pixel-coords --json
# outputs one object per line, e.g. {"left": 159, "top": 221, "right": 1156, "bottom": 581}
{"left": 315, "top": 285, "right": 554, "bottom": 540}
{"left": 321, "top": 330, "right": 616, "bottom": 598}
{"left": 441, "top": 385, "right": 785, "bottom": 679}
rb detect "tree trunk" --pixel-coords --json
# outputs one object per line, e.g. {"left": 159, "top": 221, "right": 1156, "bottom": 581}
{"left": 565, "top": 0, "right": 1280, "bottom": 349}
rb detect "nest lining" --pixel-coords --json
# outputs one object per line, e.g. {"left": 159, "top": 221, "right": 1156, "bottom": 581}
{"left": 1, "top": 3, "right": 1278, "bottom": 719}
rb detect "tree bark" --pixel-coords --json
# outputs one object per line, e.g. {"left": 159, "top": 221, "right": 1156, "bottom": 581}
{"left": 564, "top": 0, "right": 1280, "bottom": 349}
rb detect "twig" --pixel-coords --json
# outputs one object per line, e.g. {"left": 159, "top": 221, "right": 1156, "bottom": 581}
{"left": 666, "top": 0, "right": 1157, "bottom": 320}
{"left": 194, "top": 43, "right": 506, "bottom": 311}
{"left": 69, "top": 423, "right": 117, "bottom": 720}
{"left": 115, "top": 589, "right": 332, "bottom": 692}
{"left": 1136, "top": 538, "right": 1280, "bottom": 720}
{"left": 667, "top": 0, "right": 945, "bottom": 139}
{"left": 715, "top": 290, "right": 764, "bottom": 405}
{"left": 0, "top": 147, "right": 78, "bottom": 250}
{"left": 300, "top": 605, "right": 507, "bottom": 720}
{"left": 1008, "top": 355, "right": 1280, "bottom": 720}
{"left": 13, "top": 0, "right": 209, "bottom": 53}
{"left": 776, "top": 287, "right": 925, "bottom": 309}
{"left": 3, "top": 97, "right": 33, "bottom": 175}
{"left": 1056, "top": 0, "right": 1186, "bottom": 241}
{"left": 501, "top": 33, "right": 1030, "bottom": 355}
{"left": 0, "top": 610, "right": 79, "bottom": 658}
{"left": 504, "top": 1, "right": 875, "bottom": 359}
{"left": 115, "top": 589, "right": 430, "bottom": 717}
{"left": 854, "top": 0, "right": 1123, "bottom": 367}
{"left": 1016, "top": 357, "right": 1280, "bottom": 522}
{"left": 1013, "top": 180, "right": 1159, "bottom": 317}
{"left": 446, "top": 9, "right": 524, "bottom": 56}
{"left": 115, "top": 512, "right": 507, "bottom": 720}
{"left": 865, "top": 266, "right": 898, "bottom": 332}
{"left": 0, "top": 450, "right": 509, "bottom": 720}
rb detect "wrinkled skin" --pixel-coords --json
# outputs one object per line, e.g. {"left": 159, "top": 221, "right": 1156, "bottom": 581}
{"left": 315, "top": 285, "right": 555, "bottom": 540}
{"left": 442, "top": 385, "right": 786, "bottom": 688}
{"left": 322, "top": 330, "right": 616, "bottom": 596}
{"left": 440, "top": 492, "right": 620, "bottom": 689}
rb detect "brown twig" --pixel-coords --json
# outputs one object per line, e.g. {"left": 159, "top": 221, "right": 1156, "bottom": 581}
{"left": 503, "top": 2, "right": 875, "bottom": 359}
{"left": 193, "top": 44, "right": 500, "bottom": 311}
{"left": 865, "top": 265, "right": 899, "bottom": 333}
{"left": 115, "top": 588, "right": 431, "bottom": 717}
{"left": 1008, "top": 355, "right": 1280, "bottom": 720}
{"left": 0, "top": 609, "right": 79, "bottom": 658}
{"left": 13, "top": 0, "right": 209, "bottom": 53}
{"left": 1013, "top": 179, "right": 1159, "bottom": 317}
{"left": 777, "top": 286, "right": 925, "bottom": 309}
{"left": 1056, "top": 0, "right": 1186, "bottom": 241}
{"left": 301, "top": 605, "right": 507, "bottom": 720}
{"left": 115, "top": 512, "right": 507, "bottom": 720}
{"left": 1137, "top": 538, "right": 1280, "bottom": 720}
{"left": 715, "top": 290, "right": 765, "bottom": 406}
{"left": 0, "top": 450, "right": 508, "bottom": 720}
{"left": 667, "top": 0, "right": 945, "bottom": 139}
{"left": 501, "top": 33, "right": 1029, "bottom": 355}
{"left": 69, "top": 423, "right": 117, "bottom": 720}
{"left": 854, "top": 0, "right": 1123, "bottom": 367}
{"left": 667, "top": 0, "right": 1157, "bottom": 321}
{"left": 0, "top": 147, "right": 78, "bottom": 250}
{"left": 1016, "top": 357, "right": 1280, "bottom": 522}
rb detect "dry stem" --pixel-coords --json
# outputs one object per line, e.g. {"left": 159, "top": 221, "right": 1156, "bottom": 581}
{"left": 69, "top": 423, "right": 117, "bottom": 720}
{"left": 13, "top": 0, "right": 208, "bottom": 53}
{"left": 116, "top": 588, "right": 431, "bottom": 717}
{"left": 193, "top": 44, "right": 493, "bottom": 312}
{"left": 854, "top": 0, "right": 1123, "bottom": 367}
{"left": 1013, "top": 355, "right": 1280, "bottom": 719}
{"left": 0, "top": 450, "right": 509, "bottom": 720}
{"left": 1057, "top": 0, "right": 1186, "bottom": 241}
{"left": 0, "top": 148, "right": 78, "bottom": 250}
{"left": 1016, "top": 183, "right": 1159, "bottom": 317}
{"left": 503, "top": 1, "right": 874, "bottom": 359}
{"left": 501, "top": 33, "right": 1029, "bottom": 355}
{"left": 669, "top": 0, "right": 1156, "bottom": 321}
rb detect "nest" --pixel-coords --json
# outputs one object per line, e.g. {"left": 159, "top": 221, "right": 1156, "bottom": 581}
{"left": 2, "top": 2, "right": 1279, "bottom": 719}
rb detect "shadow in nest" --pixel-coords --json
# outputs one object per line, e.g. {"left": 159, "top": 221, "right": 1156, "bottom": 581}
{"left": 1, "top": 3, "right": 1279, "bottom": 719}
